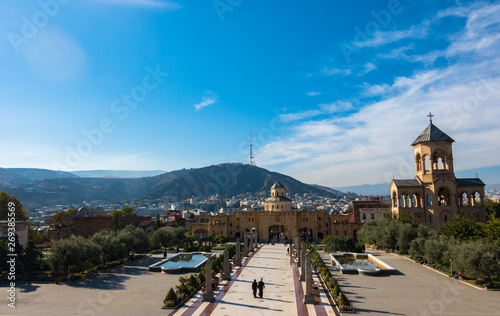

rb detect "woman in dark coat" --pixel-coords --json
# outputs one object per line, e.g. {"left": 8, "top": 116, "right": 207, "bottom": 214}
{"left": 252, "top": 279, "right": 258, "bottom": 298}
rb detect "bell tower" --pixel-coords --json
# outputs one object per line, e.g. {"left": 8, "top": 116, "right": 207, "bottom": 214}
{"left": 412, "top": 112, "right": 455, "bottom": 183}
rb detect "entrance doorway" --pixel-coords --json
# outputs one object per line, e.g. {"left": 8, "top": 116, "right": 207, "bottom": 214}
{"left": 269, "top": 225, "right": 286, "bottom": 242}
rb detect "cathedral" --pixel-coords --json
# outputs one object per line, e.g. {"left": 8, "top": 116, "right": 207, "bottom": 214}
{"left": 189, "top": 180, "right": 361, "bottom": 242}
{"left": 390, "top": 115, "right": 486, "bottom": 229}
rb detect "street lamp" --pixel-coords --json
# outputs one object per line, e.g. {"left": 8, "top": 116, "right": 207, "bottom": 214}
{"left": 450, "top": 258, "right": 453, "bottom": 275}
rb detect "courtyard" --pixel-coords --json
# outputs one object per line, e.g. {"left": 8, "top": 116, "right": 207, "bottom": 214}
{"left": 1, "top": 245, "right": 499, "bottom": 315}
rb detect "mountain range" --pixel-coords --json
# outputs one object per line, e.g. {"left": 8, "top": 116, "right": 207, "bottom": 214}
{"left": 0, "top": 164, "right": 354, "bottom": 207}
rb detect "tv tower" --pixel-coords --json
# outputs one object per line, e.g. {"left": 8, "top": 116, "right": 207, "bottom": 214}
{"left": 249, "top": 132, "right": 256, "bottom": 166}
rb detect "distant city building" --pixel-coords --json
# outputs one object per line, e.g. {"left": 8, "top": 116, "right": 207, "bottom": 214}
{"left": 0, "top": 221, "right": 29, "bottom": 249}
{"left": 390, "top": 116, "right": 486, "bottom": 229}
{"left": 350, "top": 197, "right": 391, "bottom": 223}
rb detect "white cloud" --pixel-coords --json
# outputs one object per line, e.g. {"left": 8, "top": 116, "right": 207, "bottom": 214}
{"left": 353, "top": 23, "right": 429, "bottom": 48}
{"left": 258, "top": 3, "right": 500, "bottom": 186}
{"left": 361, "top": 62, "right": 376, "bottom": 75}
{"left": 194, "top": 91, "right": 218, "bottom": 111}
{"left": 306, "top": 91, "right": 321, "bottom": 96}
{"left": 319, "top": 101, "right": 353, "bottom": 113}
{"left": 279, "top": 110, "right": 322, "bottom": 122}
{"left": 318, "top": 66, "right": 351, "bottom": 77}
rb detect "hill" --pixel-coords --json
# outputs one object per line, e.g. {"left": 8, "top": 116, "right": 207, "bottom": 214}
{"left": 5, "top": 164, "right": 353, "bottom": 206}
{"left": 146, "top": 164, "right": 351, "bottom": 200}
{"left": 0, "top": 168, "right": 78, "bottom": 188}
{"left": 70, "top": 170, "right": 166, "bottom": 178}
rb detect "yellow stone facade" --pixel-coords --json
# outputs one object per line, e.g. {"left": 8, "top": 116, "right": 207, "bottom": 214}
{"left": 390, "top": 120, "right": 486, "bottom": 229}
{"left": 189, "top": 181, "right": 361, "bottom": 241}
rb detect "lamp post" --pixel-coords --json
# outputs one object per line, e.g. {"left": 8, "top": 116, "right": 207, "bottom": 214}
{"left": 450, "top": 259, "right": 453, "bottom": 275}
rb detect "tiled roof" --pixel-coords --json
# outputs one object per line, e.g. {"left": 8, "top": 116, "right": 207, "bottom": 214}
{"left": 393, "top": 179, "right": 422, "bottom": 187}
{"left": 265, "top": 196, "right": 292, "bottom": 202}
{"left": 411, "top": 123, "right": 455, "bottom": 146}
{"left": 271, "top": 180, "right": 285, "bottom": 189}
{"left": 457, "top": 178, "right": 485, "bottom": 186}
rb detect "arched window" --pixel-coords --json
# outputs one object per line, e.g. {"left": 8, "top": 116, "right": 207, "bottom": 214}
{"left": 473, "top": 192, "right": 482, "bottom": 206}
{"left": 444, "top": 214, "right": 448, "bottom": 222}
{"left": 424, "top": 155, "right": 430, "bottom": 172}
{"left": 416, "top": 153, "right": 422, "bottom": 172}
{"left": 438, "top": 188, "right": 450, "bottom": 206}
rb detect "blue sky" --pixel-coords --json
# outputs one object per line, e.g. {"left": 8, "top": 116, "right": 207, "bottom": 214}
{"left": 0, "top": 0, "right": 499, "bottom": 186}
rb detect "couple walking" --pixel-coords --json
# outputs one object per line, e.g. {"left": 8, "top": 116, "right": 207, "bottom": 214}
{"left": 252, "top": 278, "right": 265, "bottom": 298}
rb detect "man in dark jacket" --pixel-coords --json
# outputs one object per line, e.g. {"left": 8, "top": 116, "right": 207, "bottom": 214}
{"left": 252, "top": 279, "right": 258, "bottom": 298}
{"left": 258, "top": 278, "right": 265, "bottom": 298}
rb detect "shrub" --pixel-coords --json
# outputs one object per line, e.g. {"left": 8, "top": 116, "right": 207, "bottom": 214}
{"left": 164, "top": 288, "right": 177, "bottom": 307}
{"left": 328, "top": 278, "right": 337, "bottom": 289}
{"left": 323, "top": 274, "right": 330, "bottom": 284}
{"left": 176, "top": 282, "right": 191, "bottom": 301}
{"left": 201, "top": 246, "right": 212, "bottom": 252}
{"left": 197, "top": 271, "right": 205, "bottom": 284}
{"left": 331, "top": 284, "right": 340, "bottom": 297}
{"left": 355, "top": 242, "right": 365, "bottom": 253}
{"left": 183, "top": 246, "right": 200, "bottom": 252}
{"left": 186, "top": 274, "right": 199, "bottom": 290}
{"left": 68, "top": 274, "right": 82, "bottom": 282}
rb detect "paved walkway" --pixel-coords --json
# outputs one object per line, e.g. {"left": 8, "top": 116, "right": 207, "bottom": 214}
{"left": 319, "top": 249, "right": 500, "bottom": 316}
{"left": 174, "top": 244, "right": 337, "bottom": 316}
{"left": 0, "top": 254, "right": 191, "bottom": 316}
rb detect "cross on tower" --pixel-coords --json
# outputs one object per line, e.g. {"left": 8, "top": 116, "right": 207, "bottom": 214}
{"left": 427, "top": 112, "right": 434, "bottom": 124}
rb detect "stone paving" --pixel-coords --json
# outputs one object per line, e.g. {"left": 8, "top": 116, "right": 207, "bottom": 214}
{"left": 0, "top": 254, "right": 191, "bottom": 316}
{"left": 174, "top": 244, "right": 337, "bottom": 316}
{"left": 2, "top": 245, "right": 499, "bottom": 315}
{"left": 319, "top": 249, "right": 500, "bottom": 316}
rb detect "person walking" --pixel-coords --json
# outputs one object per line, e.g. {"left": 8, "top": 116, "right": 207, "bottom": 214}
{"left": 286, "top": 247, "right": 289, "bottom": 256}
{"left": 252, "top": 279, "right": 258, "bottom": 298}
{"left": 258, "top": 278, "right": 265, "bottom": 298}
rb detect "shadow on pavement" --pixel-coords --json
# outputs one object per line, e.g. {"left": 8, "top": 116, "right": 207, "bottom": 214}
{"left": 355, "top": 308, "right": 405, "bottom": 315}
{"left": 217, "top": 299, "right": 284, "bottom": 312}
{"left": 17, "top": 283, "right": 41, "bottom": 293}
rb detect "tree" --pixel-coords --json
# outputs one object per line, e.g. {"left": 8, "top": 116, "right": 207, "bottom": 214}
{"left": 49, "top": 236, "right": 102, "bottom": 277}
{"left": 117, "top": 225, "right": 150, "bottom": 255}
{"left": 397, "top": 222, "right": 418, "bottom": 253}
{"left": 0, "top": 191, "right": 27, "bottom": 221}
{"left": 213, "top": 235, "right": 228, "bottom": 245}
{"left": 150, "top": 228, "right": 172, "bottom": 250}
{"left": 110, "top": 206, "right": 137, "bottom": 217}
{"left": 440, "top": 214, "right": 480, "bottom": 241}
{"left": 485, "top": 199, "right": 500, "bottom": 218}
{"left": 47, "top": 208, "right": 79, "bottom": 228}
{"left": 479, "top": 217, "right": 500, "bottom": 246}
{"left": 91, "top": 232, "right": 126, "bottom": 266}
